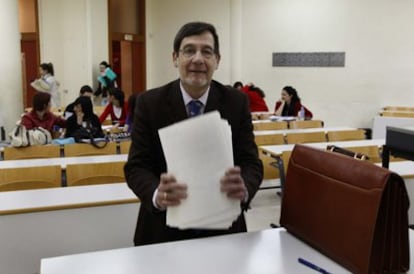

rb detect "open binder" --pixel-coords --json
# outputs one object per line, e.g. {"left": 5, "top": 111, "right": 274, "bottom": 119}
{"left": 280, "top": 145, "right": 410, "bottom": 274}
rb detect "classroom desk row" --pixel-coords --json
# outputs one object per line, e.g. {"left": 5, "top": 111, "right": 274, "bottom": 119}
{"left": 40, "top": 227, "right": 414, "bottom": 274}
{"left": 0, "top": 183, "right": 139, "bottom": 274}
{"left": 0, "top": 139, "right": 131, "bottom": 160}
{"left": 0, "top": 154, "right": 127, "bottom": 169}
{"left": 0, "top": 154, "right": 128, "bottom": 190}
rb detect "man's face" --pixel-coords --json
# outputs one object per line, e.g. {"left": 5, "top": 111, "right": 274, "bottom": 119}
{"left": 172, "top": 31, "right": 220, "bottom": 98}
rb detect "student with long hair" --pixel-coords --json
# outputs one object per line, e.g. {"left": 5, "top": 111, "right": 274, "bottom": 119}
{"left": 65, "top": 96, "right": 104, "bottom": 139}
{"left": 99, "top": 88, "right": 128, "bottom": 126}
{"left": 274, "top": 86, "right": 313, "bottom": 119}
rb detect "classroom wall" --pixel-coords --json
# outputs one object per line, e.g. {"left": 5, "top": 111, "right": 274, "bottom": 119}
{"left": 145, "top": 0, "right": 233, "bottom": 89}
{"left": 146, "top": 0, "right": 414, "bottom": 128}
{"left": 38, "top": 0, "right": 108, "bottom": 108}
{"left": 0, "top": 1, "right": 24, "bottom": 132}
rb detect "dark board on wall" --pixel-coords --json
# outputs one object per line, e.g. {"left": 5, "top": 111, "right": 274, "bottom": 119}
{"left": 272, "top": 52, "right": 345, "bottom": 67}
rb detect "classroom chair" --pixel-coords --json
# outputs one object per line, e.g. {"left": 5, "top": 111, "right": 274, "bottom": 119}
{"left": 380, "top": 111, "right": 414, "bottom": 118}
{"left": 288, "top": 120, "right": 324, "bottom": 129}
{"left": 63, "top": 142, "right": 117, "bottom": 157}
{"left": 253, "top": 121, "right": 288, "bottom": 131}
{"left": 3, "top": 145, "right": 61, "bottom": 160}
{"left": 285, "top": 132, "right": 326, "bottom": 144}
{"left": 326, "top": 129, "right": 366, "bottom": 142}
{"left": 119, "top": 140, "right": 132, "bottom": 154}
{"left": 66, "top": 162, "right": 125, "bottom": 186}
{"left": 255, "top": 133, "right": 285, "bottom": 146}
{"left": 0, "top": 165, "right": 61, "bottom": 191}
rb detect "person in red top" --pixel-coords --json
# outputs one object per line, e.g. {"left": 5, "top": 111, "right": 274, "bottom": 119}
{"left": 240, "top": 83, "right": 269, "bottom": 112}
{"left": 99, "top": 88, "right": 128, "bottom": 126}
{"left": 274, "top": 86, "right": 313, "bottom": 119}
{"left": 21, "top": 92, "right": 66, "bottom": 133}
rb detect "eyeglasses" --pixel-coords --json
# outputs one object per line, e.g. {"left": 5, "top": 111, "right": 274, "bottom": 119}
{"left": 179, "top": 47, "right": 216, "bottom": 59}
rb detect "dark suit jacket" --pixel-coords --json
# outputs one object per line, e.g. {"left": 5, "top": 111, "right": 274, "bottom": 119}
{"left": 124, "top": 79, "right": 263, "bottom": 246}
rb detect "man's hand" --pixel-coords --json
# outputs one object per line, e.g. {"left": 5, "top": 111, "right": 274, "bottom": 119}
{"left": 220, "top": 167, "right": 247, "bottom": 201}
{"left": 155, "top": 173, "right": 188, "bottom": 209}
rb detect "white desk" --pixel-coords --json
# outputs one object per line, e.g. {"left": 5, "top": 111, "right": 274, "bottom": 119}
{"left": 0, "top": 183, "right": 139, "bottom": 274}
{"left": 40, "top": 228, "right": 414, "bottom": 274}
{"left": 0, "top": 154, "right": 127, "bottom": 169}
{"left": 261, "top": 139, "right": 385, "bottom": 157}
{"left": 254, "top": 126, "right": 355, "bottom": 136}
{"left": 372, "top": 116, "right": 414, "bottom": 139}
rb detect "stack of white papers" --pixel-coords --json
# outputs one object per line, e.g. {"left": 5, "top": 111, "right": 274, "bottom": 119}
{"left": 158, "top": 111, "right": 240, "bottom": 229}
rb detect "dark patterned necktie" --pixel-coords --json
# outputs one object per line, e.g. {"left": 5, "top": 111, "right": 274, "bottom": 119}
{"left": 188, "top": 100, "right": 203, "bottom": 117}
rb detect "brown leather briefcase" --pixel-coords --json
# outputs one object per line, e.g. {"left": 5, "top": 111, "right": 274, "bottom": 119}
{"left": 280, "top": 145, "right": 410, "bottom": 274}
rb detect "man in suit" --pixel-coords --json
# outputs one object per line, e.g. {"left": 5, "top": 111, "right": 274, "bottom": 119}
{"left": 124, "top": 21, "right": 263, "bottom": 246}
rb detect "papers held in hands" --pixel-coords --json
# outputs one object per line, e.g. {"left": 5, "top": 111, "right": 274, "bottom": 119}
{"left": 158, "top": 111, "right": 240, "bottom": 229}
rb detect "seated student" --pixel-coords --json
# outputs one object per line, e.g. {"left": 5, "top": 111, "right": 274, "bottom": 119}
{"left": 65, "top": 96, "right": 104, "bottom": 139}
{"left": 64, "top": 85, "right": 94, "bottom": 119}
{"left": 274, "top": 86, "right": 313, "bottom": 119}
{"left": 241, "top": 83, "right": 269, "bottom": 112}
{"left": 21, "top": 92, "right": 66, "bottom": 134}
{"left": 99, "top": 88, "right": 128, "bottom": 126}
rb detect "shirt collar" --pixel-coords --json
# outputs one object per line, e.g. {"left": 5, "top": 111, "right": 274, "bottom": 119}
{"left": 179, "top": 81, "right": 209, "bottom": 106}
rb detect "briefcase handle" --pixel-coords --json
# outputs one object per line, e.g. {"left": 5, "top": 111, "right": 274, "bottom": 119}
{"left": 326, "top": 145, "right": 369, "bottom": 161}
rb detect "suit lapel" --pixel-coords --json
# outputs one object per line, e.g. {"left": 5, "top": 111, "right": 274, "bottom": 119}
{"left": 165, "top": 80, "right": 188, "bottom": 124}
{"left": 164, "top": 80, "right": 225, "bottom": 123}
{"left": 205, "top": 81, "right": 224, "bottom": 115}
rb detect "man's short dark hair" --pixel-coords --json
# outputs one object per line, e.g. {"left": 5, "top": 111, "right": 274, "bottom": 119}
{"left": 79, "top": 85, "right": 93, "bottom": 95}
{"left": 173, "top": 22, "right": 220, "bottom": 55}
{"left": 33, "top": 92, "right": 51, "bottom": 111}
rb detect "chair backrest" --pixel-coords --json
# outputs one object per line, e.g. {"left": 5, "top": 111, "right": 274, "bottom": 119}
{"left": 119, "top": 140, "right": 132, "bottom": 154}
{"left": 326, "top": 129, "right": 366, "bottom": 142}
{"left": 383, "top": 106, "right": 414, "bottom": 112}
{"left": 3, "top": 145, "right": 61, "bottom": 160}
{"left": 288, "top": 120, "right": 324, "bottom": 129}
{"left": 0, "top": 165, "right": 61, "bottom": 191}
{"left": 253, "top": 121, "right": 288, "bottom": 131}
{"left": 254, "top": 133, "right": 285, "bottom": 146}
{"left": 285, "top": 132, "right": 327, "bottom": 144}
{"left": 63, "top": 142, "right": 117, "bottom": 157}
{"left": 381, "top": 111, "right": 414, "bottom": 118}
{"left": 66, "top": 162, "right": 125, "bottom": 186}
